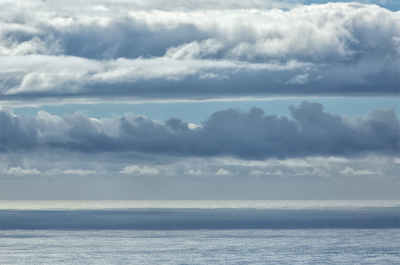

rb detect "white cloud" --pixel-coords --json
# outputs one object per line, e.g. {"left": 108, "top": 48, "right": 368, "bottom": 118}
{"left": 2, "top": 167, "right": 41, "bottom": 175}
{"left": 0, "top": 36, "right": 51, "bottom": 56}
{"left": 273, "top": 170, "right": 285, "bottom": 176}
{"left": 198, "top": 73, "right": 228, "bottom": 80}
{"left": 0, "top": 2, "right": 398, "bottom": 102}
{"left": 339, "top": 167, "right": 381, "bottom": 176}
{"left": 188, "top": 123, "right": 201, "bottom": 129}
{"left": 216, "top": 168, "right": 231, "bottom": 175}
{"left": 62, "top": 169, "right": 97, "bottom": 175}
{"left": 2, "top": 55, "right": 309, "bottom": 95}
{"left": 287, "top": 73, "right": 309, "bottom": 85}
{"left": 249, "top": 170, "right": 264, "bottom": 175}
{"left": 92, "top": 5, "right": 108, "bottom": 11}
{"left": 164, "top": 39, "right": 224, "bottom": 60}
{"left": 119, "top": 165, "right": 159, "bottom": 175}
{"left": 212, "top": 156, "right": 349, "bottom": 168}
{"left": 184, "top": 169, "right": 202, "bottom": 175}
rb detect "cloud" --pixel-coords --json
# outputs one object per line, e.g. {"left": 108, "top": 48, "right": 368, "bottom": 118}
{"left": 249, "top": 170, "right": 264, "bottom": 175}
{"left": 62, "top": 169, "right": 97, "bottom": 175}
{"left": 265, "top": 170, "right": 285, "bottom": 176}
{"left": 2, "top": 167, "right": 41, "bottom": 175}
{"left": 188, "top": 123, "right": 201, "bottom": 130}
{"left": 0, "top": 1, "right": 398, "bottom": 104}
{"left": 287, "top": 73, "right": 309, "bottom": 85}
{"left": 216, "top": 168, "right": 231, "bottom": 175}
{"left": 1, "top": 102, "right": 398, "bottom": 160}
{"left": 119, "top": 165, "right": 159, "bottom": 175}
{"left": 184, "top": 169, "right": 202, "bottom": 175}
{"left": 0, "top": 55, "right": 309, "bottom": 96}
{"left": 339, "top": 166, "right": 381, "bottom": 176}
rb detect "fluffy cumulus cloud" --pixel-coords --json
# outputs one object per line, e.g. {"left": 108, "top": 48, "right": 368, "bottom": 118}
{"left": 1, "top": 102, "right": 398, "bottom": 160}
{"left": 119, "top": 165, "right": 159, "bottom": 175}
{"left": 0, "top": 0, "right": 399, "bottom": 104}
{"left": 216, "top": 168, "right": 231, "bottom": 175}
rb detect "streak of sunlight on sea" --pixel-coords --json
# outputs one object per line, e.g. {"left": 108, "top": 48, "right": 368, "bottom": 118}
{"left": 1, "top": 201, "right": 399, "bottom": 264}
{"left": 1, "top": 200, "right": 399, "bottom": 210}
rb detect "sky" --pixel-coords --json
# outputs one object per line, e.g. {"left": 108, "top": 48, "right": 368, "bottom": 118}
{"left": 0, "top": 0, "right": 399, "bottom": 200}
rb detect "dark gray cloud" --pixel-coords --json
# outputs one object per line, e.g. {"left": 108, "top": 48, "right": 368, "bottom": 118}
{"left": 0, "top": 1, "right": 398, "bottom": 104}
{"left": 1, "top": 102, "right": 398, "bottom": 159}
{"left": 0, "top": 110, "right": 38, "bottom": 151}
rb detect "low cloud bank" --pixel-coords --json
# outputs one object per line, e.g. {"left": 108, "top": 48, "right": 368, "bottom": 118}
{"left": 1, "top": 101, "right": 398, "bottom": 159}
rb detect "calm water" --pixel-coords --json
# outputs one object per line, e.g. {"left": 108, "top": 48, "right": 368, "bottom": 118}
{"left": 1, "top": 201, "right": 399, "bottom": 264}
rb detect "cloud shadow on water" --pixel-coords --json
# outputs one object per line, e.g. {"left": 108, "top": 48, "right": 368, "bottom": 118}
{"left": 1, "top": 208, "right": 399, "bottom": 230}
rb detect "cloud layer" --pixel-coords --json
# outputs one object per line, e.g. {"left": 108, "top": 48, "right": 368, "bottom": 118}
{"left": 1, "top": 101, "right": 398, "bottom": 160}
{"left": 1, "top": 1, "right": 399, "bottom": 104}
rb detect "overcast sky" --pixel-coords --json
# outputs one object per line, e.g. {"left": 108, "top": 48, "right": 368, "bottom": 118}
{"left": 1, "top": 0, "right": 399, "bottom": 199}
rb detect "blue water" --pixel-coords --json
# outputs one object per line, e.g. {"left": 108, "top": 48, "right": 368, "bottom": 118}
{"left": 1, "top": 229, "right": 399, "bottom": 264}
{"left": 1, "top": 201, "right": 399, "bottom": 264}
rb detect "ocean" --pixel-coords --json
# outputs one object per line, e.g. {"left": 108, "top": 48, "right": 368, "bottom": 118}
{"left": 1, "top": 200, "right": 399, "bottom": 264}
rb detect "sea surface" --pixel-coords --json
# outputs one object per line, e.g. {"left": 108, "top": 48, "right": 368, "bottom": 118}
{"left": 1, "top": 200, "right": 399, "bottom": 264}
